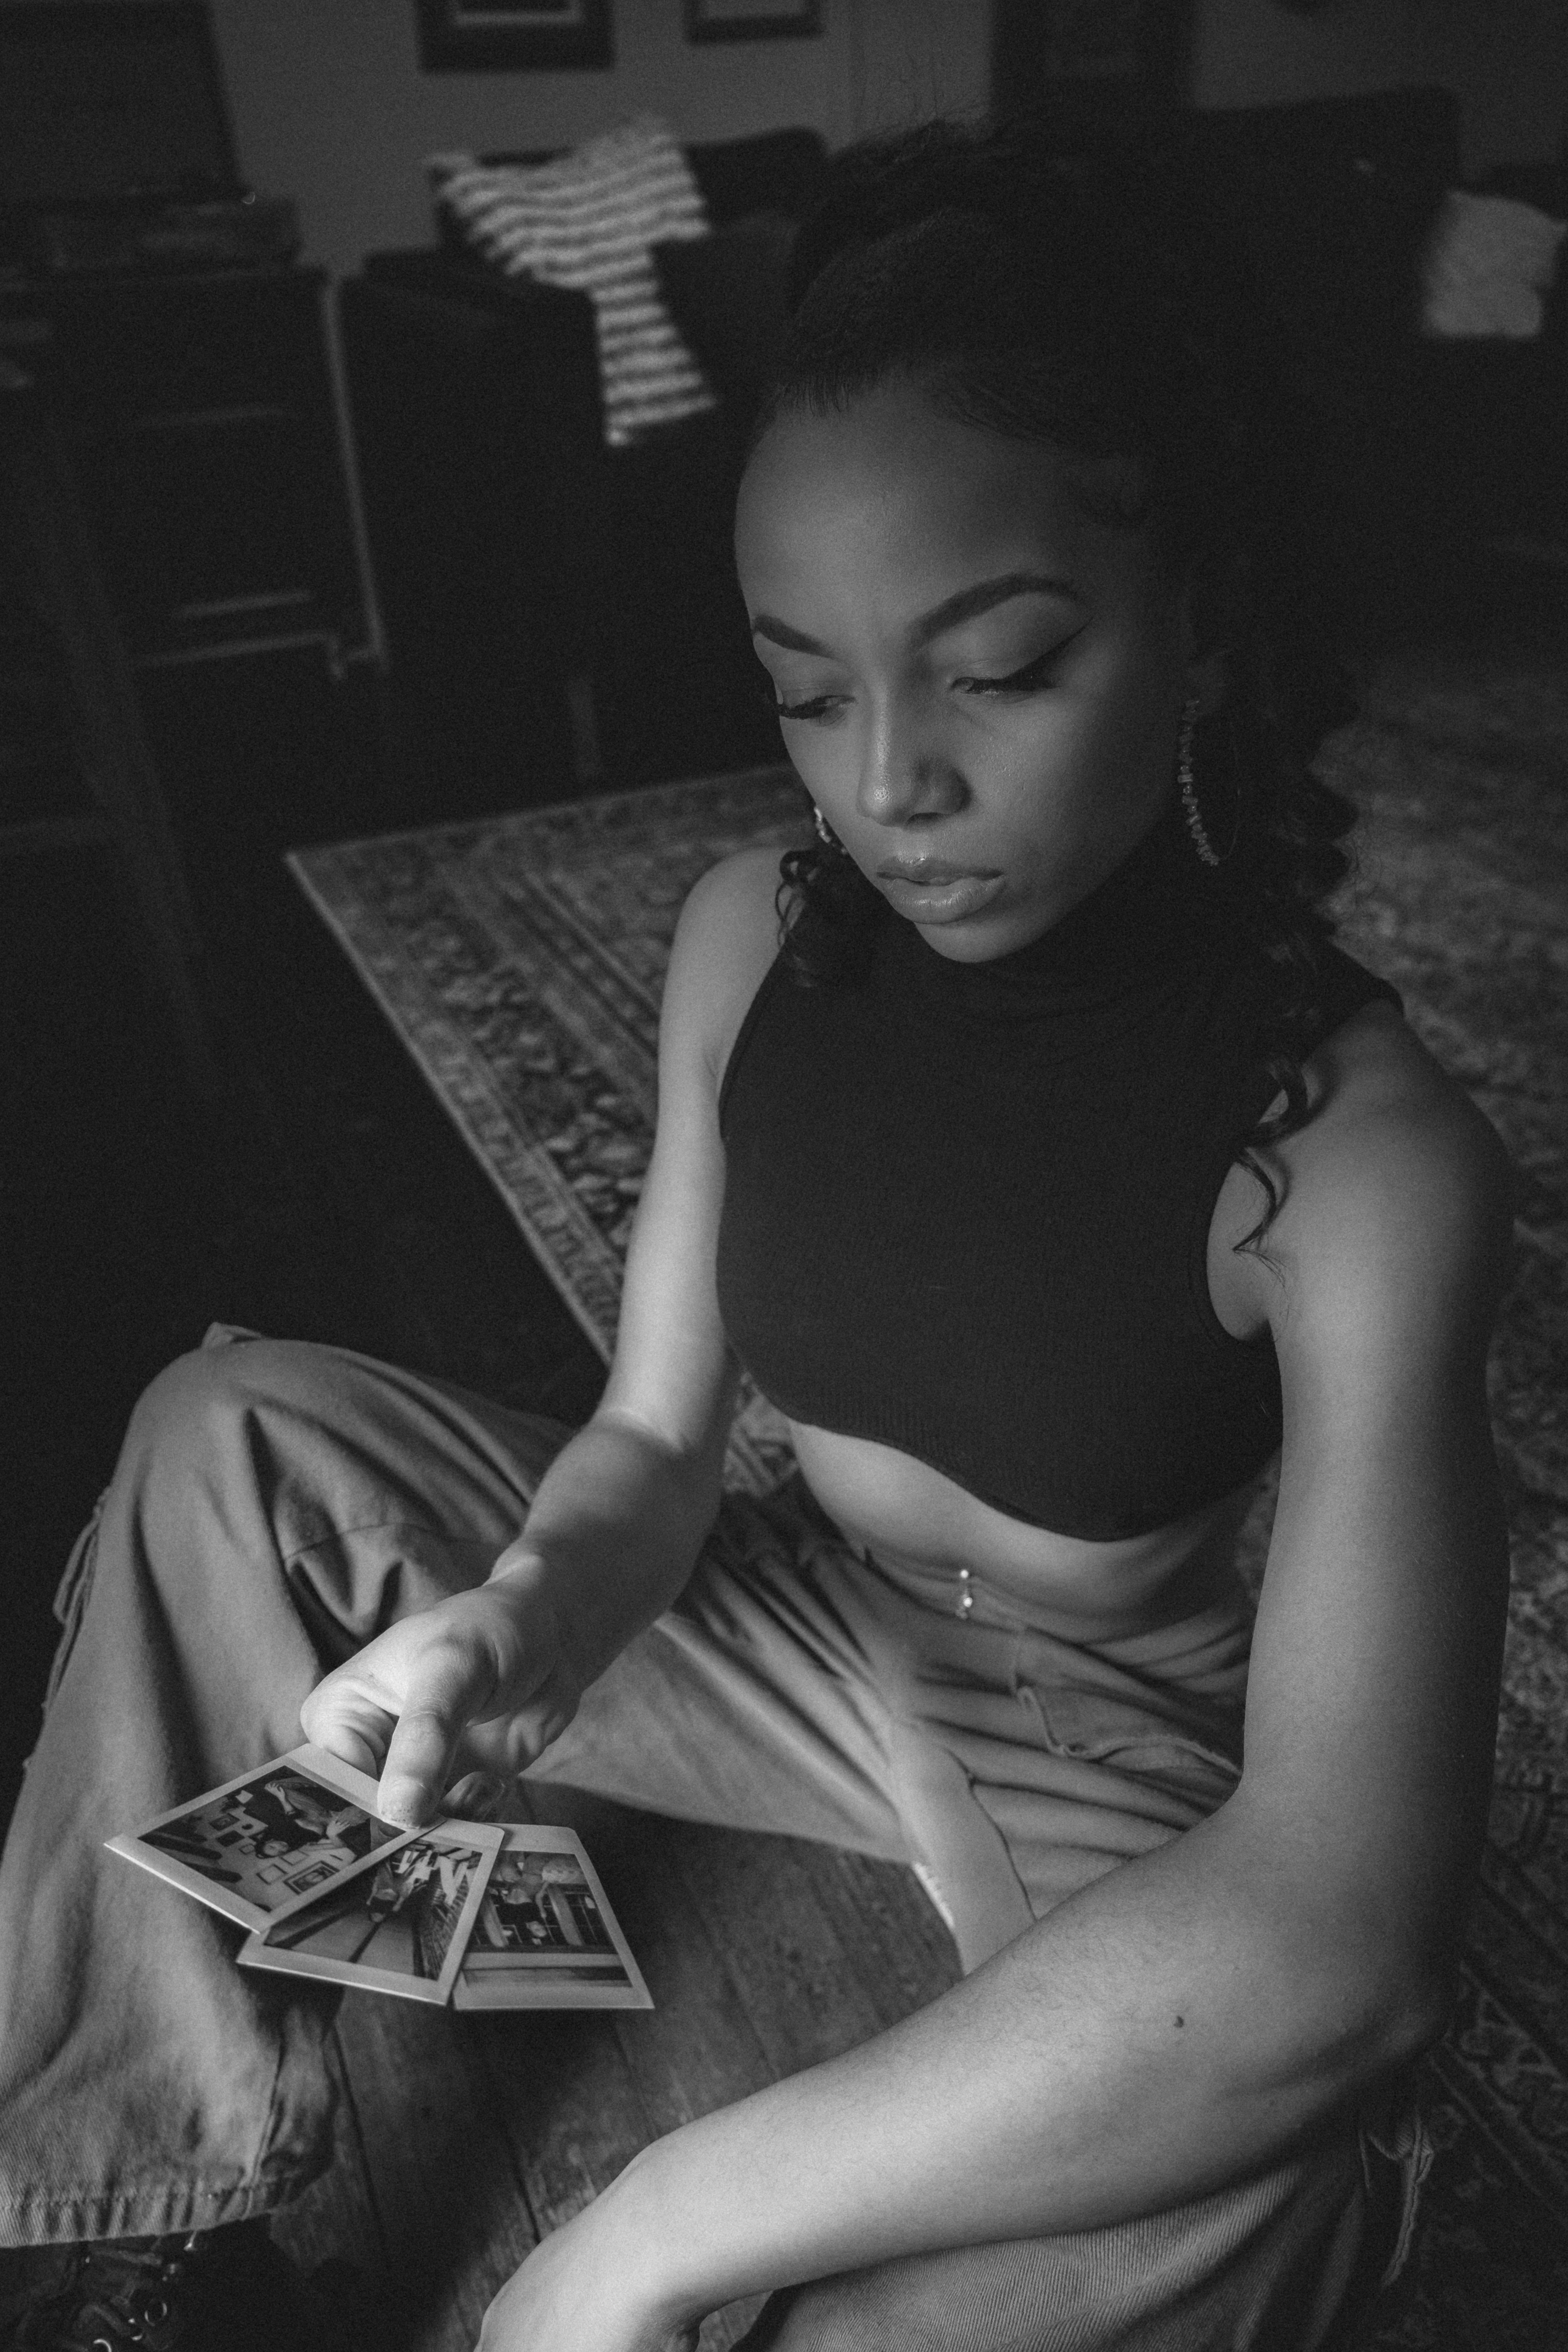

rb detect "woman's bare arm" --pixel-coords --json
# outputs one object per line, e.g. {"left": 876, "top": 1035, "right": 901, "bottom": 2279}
{"left": 527, "top": 1026, "right": 1513, "bottom": 2336}
{"left": 301, "top": 852, "right": 774, "bottom": 1821}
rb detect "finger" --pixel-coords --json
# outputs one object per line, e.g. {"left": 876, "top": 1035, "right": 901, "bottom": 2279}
{"left": 444, "top": 1770, "right": 506, "bottom": 1821}
{"left": 379, "top": 1707, "right": 461, "bottom": 1828}
{"left": 316, "top": 1722, "right": 383, "bottom": 1779}
{"left": 299, "top": 1673, "right": 397, "bottom": 1780}
{"left": 497, "top": 1686, "right": 580, "bottom": 1772}
{"left": 379, "top": 1649, "right": 495, "bottom": 1827}
{"left": 446, "top": 1734, "right": 535, "bottom": 1825}
{"left": 456, "top": 1706, "right": 566, "bottom": 1782}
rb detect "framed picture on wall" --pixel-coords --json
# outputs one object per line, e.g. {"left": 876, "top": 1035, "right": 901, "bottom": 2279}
{"left": 415, "top": 0, "right": 613, "bottom": 72}
{"left": 991, "top": 1, "right": 1193, "bottom": 144}
{"left": 683, "top": 0, "right": 822, "bottom": 44}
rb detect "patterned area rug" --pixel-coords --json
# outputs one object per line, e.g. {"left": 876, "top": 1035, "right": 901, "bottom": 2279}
{"left": 290, "top": 650, "right": 1568, "bottom": 2349}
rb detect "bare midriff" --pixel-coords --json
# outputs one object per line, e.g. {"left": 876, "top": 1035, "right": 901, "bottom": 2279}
{"left": 787, "top": 1419, "right": 1261, "bottom": 1641}
{"left": 706, "top": 865, "right": 1303, "bottom": 1646}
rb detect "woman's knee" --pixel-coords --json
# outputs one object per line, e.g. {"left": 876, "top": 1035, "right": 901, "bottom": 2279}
{"left": 122, "top": 1333, "right": 345, "bottom": 1478}
{"left": 112, "top": 1331, "right": 560, "bottom": 1650}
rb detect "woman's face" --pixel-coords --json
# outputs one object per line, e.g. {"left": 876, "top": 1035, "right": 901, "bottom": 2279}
{"left": 735, "top": 374, "right": 1202, "bottom": 963}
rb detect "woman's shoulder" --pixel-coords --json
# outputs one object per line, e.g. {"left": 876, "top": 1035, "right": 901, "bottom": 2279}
{"left": 665, "top": 846, "right": 787, "bottom": 1097}
{"left": 1296, "top": 994, "right": 1501, "bottom": 1177}
{"left": 1232, "top": 996, "right": 1514, "bottom": 1336}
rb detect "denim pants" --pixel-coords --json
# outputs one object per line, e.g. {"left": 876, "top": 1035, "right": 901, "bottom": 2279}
{"left": 0, "top": 1327, "right": 1429, "bottom": 2346}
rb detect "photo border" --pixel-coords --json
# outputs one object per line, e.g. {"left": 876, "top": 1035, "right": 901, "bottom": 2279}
{"left": 238, "top": 1822, "right": 502, "bottom": 2006}
{"left": 453, "top": 1822, "right": 653, "bottom": 2011}
{"left": 105, "top": 1743, "right": 422, "bottom": 1936}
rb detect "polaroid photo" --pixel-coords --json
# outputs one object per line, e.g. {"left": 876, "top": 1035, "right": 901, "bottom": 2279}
{"left": 237, "top": 1822, "right": 502, "bottom": 2006}
{"left": 452, "top": 1823, "right": 653, "bottom": 2011}
{"left": 105, "top": 1743, "right": 419, "bottom": 1935}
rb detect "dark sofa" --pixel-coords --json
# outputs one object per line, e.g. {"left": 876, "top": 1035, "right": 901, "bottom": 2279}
{"left": 1133, "top": 87, "right": 1567, "bottom": 586}
{"left": 339, "top": 92, "right": 1564, "bottom": 814}
{"left": 339, "top": 128, "right": 828, "bottom": 814}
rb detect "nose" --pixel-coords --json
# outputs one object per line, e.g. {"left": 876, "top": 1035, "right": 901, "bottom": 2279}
{"left": 855, "top": 698, "right": 968, "bottom": 829}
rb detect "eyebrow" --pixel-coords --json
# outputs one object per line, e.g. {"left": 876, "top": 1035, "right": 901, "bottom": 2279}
{"left": 749, "top": 569, "right": 1083, "bottom": 656}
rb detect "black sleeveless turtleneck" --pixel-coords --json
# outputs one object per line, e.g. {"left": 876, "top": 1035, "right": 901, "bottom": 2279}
{"left": 714, "top": 800, "right": 1401, "bottom": 1541}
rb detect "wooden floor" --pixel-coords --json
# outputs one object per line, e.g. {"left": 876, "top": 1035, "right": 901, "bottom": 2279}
{"left": 272, "top": 1802, "right": 960, "bottom": 2349}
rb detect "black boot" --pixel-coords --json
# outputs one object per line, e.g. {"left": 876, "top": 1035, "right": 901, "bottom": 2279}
{"left": 0, "top": 2220, "right": 368, "bottom": 2351}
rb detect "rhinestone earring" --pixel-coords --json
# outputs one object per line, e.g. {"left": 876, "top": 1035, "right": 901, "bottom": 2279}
{"left": 813, "top": 803, "right": 839, "bottom": 852}
{"left": 1177, "top": 695, "right": 1221, "bottom": 869}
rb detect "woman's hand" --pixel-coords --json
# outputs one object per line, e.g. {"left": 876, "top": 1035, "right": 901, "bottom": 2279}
{"left": 475, "top": 2170, "right": 701, "bottom": 2352}
{"left": 299, "top": 1557, "right": 581, "bottom": 1827}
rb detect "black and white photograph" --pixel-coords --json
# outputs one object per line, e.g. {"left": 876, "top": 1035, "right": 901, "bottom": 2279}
{"left": 453, "top": 1825, "right": 652, "bottom": 2009}
{"left": 239, "top": 1823, "right": 500, "bottom": 2007}
{"left": 104, "top": 1744, "right": 416, "bottom": 1933}
{"left": 3, "top": 0, "right": 1566, "bottom": 2347}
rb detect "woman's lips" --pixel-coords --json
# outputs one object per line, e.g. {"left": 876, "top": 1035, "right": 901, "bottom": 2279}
{"left": 878, "top": 869, "right": 1006, "bottom": 922}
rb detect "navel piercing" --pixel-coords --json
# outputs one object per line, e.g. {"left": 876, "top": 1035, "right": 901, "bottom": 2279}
{"left": 1177, "top": 696, "right": 1221, "bottom": 869}
{"left": 956, "top": 1566, "right": 975, "bottom": 1620}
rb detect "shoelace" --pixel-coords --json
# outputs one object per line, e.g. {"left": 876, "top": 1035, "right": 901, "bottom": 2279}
{"left": 33, "top": 2233, "right": 204, "bottom": 2352}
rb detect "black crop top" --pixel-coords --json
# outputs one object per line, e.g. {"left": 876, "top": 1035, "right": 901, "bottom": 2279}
{"left": 715, "top": 801, "right": 1401, "bottom": 1542}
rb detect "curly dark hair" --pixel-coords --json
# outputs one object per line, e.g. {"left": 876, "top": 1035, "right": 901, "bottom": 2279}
{"left": 745, "top": 117, "right": 1362, "bottom": 1248}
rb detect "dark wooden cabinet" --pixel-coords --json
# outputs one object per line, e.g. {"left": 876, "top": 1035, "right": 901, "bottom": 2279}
{"left": 0, "top": 264, "right": 373, "bottom": 674}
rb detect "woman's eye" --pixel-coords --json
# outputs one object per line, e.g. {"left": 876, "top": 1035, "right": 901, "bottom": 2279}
{"left": 761, "top": 681, "right": 842, "bottom": 724}
{"left": 954, "top": 644, "right": 1073, "bottom": 697}
{"left": 761, "top": 630, "right": 1081, "bottom": 719}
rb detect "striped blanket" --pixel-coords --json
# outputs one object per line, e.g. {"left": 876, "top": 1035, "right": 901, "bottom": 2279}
{"left": 429, "top": 114, "right": 719, "bottom": 449}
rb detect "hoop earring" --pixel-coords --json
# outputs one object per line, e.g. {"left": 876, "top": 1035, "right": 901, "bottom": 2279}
{"left": 1176, "top": 697, "right": 1239, "bottom": 868}
{"left": 813, "top": 804, "right": 841, "bottom": 853}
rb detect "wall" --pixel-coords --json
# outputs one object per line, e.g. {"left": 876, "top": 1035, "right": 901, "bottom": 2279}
{"left": 1192, "top": 0, "right": 1416, "bottom": 108}
{"left": 1190, "top": 0, "right": 1567, "bottom": 177}
{"left": 62, "top": 0, "right": 1553, "bottom": 276}
{"left": 1417, "top": 0, "right": 1568, "bottom": 179}
{"left": 208, "top": 0, "right": 989, "bottom": 279}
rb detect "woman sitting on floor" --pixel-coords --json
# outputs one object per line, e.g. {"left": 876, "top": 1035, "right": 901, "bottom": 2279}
{"left": 0, "top": 119, "right": 1512, "bottom": 2352}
